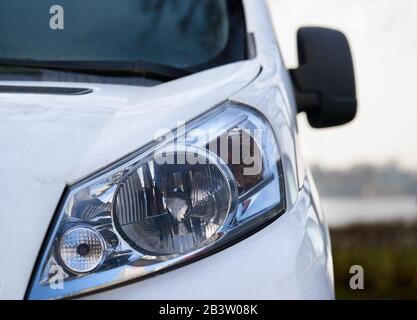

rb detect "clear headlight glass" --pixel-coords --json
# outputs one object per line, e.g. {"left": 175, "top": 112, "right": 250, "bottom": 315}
{"left": 113, "top": 146, "right": 235, "bottom": 255}
{"left": 27, "top": 102, "right": 286, "bottom": 299}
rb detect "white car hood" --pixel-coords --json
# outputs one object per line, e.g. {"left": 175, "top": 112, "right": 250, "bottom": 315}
{"left": 0, "top": 60, "right": 260, "bottom": 299}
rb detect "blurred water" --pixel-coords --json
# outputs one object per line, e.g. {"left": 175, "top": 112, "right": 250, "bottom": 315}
{"left": 322, "top": 196, "right": 417, "bottom": 227}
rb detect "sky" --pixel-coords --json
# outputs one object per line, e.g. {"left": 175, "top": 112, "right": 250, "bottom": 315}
{"left": 267, "top": 0, "right": 417, "bottom": 170}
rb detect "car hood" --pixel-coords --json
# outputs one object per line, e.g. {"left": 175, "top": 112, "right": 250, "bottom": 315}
{"left": 0, "top": 60, "right": 260, "bottom": 299}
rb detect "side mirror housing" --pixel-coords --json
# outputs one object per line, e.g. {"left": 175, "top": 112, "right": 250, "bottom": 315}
{"left": 290, "top": 27, "right": 357, "bottom": 128}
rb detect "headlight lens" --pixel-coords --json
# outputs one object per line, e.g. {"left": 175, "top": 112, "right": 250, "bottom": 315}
{"left": 27, "top": 102, "right": 286, "bottom": 299}
{"left": 59, "top": 227, "right": 106, "bottom": 274}
{"left": 113, "top": 147, "right": 236, "bottom": 255}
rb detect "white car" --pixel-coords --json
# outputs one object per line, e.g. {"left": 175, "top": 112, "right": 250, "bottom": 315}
{"left": 0, "top": 0, "right": 356, "bottom": 300}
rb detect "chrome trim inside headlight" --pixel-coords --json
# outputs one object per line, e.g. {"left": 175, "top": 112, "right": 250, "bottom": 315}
{"left": 27, "top": 102, "right": 286, "bottom": 299}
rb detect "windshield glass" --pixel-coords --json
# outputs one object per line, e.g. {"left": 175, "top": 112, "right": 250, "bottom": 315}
{"left": 0, "top": 0, "right": 247, "bottom": 73}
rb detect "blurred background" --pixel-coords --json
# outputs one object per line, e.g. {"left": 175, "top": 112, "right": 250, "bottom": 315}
{"left": 267, "top": 0, "right": 417, "bottom": 298}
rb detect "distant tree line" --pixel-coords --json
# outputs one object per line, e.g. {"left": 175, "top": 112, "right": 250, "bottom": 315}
{"left": 311, "top": 163, "right": 417, "bottom": 197}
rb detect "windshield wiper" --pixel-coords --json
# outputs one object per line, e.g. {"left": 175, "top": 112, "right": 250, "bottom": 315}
{"left": 0, "top": 58, "right": 190, "bottom": 81}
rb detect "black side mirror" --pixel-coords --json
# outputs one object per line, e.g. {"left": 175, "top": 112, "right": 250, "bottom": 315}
{"left": 290, "top": 27, "right": 357, "bottom": 128}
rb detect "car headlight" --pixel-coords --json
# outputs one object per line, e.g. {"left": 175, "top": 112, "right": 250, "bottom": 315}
{"left": 27, "top": 102, "right": 286, "bottom": 299}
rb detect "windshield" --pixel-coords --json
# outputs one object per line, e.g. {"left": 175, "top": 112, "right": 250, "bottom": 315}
{"left": 0, "top": 0, "right": 247, "bottom": 76}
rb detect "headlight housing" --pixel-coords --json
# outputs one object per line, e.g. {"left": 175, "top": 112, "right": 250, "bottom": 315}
{"left": 27, "top": 102, "right": 286, "bottom": 299}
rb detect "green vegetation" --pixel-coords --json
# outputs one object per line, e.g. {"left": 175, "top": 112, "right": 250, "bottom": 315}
{"left": 331, "top": 221, "right": 417, "bottom": 299}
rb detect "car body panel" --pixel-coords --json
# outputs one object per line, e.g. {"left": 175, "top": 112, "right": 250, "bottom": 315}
{"left": 85, "top": 178, "right": 333, "bottom": 300}
{"left": 0, "top": 60, "right": 260, "bottom": 299}
{"left": 0, "top": 0, "right": 334, "bottom": 299}
{"left": 85, "top": 0, "right": 334, "bottom": 299}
